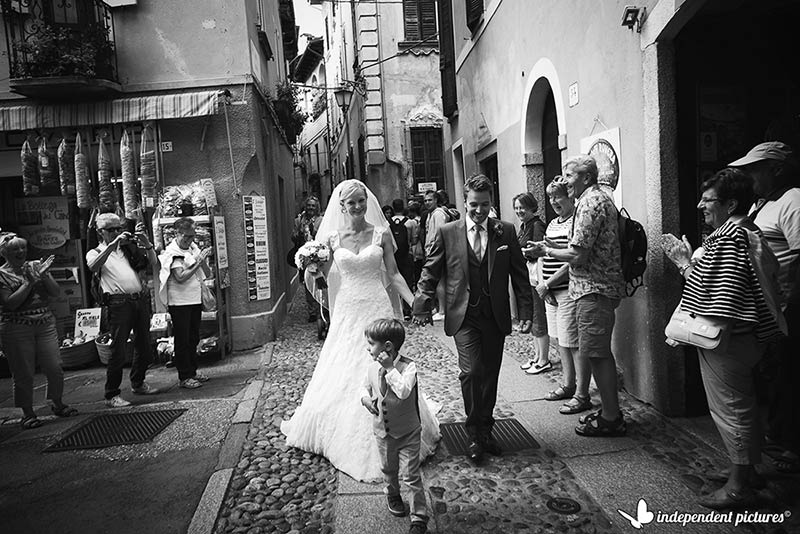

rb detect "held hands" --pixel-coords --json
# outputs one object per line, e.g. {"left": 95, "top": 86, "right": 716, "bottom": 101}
{"left": 412, "top": 311, "right": 433, "bottom": 327}
{"left": 660, "top": 233, "right": 693, "bottom": 267}
{"left": 361, "top": 395, "right": 379, "bottom": 415}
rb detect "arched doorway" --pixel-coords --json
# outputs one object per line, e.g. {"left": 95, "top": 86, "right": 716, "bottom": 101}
{"left": 523, "top": 76, "right": 562, "bottom": 222}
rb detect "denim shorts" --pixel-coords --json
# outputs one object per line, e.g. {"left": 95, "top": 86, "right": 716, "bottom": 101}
{"left": 575, "top": 293, "right": 619, "bottom": 358}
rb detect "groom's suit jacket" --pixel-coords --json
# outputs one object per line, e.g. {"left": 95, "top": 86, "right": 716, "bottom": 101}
{"left": 413, "top": 218, "right": 532, "bottom": 336}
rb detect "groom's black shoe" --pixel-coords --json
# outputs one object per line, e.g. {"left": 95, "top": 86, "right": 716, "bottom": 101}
{"left": 467, "top": 439, "right": 484, "bottom": 462}
{"left": 482, "top": 434, "right": 502, "bottom": 456}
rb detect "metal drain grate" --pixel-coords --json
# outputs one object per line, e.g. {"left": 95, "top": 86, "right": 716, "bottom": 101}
{"left": 439, "top": 418, "right": 539, "bottom": 455}
{"left": 44, "top": 409, "right": 186, "bottom": 452}
{"left": 546, "top": 497, "right": 582, "bottom": 514}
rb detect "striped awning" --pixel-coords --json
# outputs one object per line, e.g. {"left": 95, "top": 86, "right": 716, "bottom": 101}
{"left": 0, "top": 90, "right": 221, "bottom": 131}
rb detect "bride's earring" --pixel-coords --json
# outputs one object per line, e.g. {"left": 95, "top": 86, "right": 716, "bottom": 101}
{"left": 341, "top": 206, "right": 346, "bottom": 213}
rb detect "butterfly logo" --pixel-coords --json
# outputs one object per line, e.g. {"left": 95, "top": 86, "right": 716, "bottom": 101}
{"left": 618, "top": 499, "right": 655, "bottom": 529}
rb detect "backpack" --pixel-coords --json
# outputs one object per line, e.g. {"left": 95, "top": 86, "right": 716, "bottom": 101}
{"left": 618, "top": 207, "right": 647, "bottom": 297}
{"left": 389, "top": 216, "right": 410, "bottom": 258}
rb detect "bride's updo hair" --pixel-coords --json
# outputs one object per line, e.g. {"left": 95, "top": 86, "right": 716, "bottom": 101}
{"left": 338, "top": 179, "right": 368, "bottom": 204}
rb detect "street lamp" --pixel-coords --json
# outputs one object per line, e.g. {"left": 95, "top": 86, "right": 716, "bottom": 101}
{"left": 334, "top": 85, "right": 354, "bottom": 180}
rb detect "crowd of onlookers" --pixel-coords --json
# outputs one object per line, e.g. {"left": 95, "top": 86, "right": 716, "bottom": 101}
{"left": 289, "top": 140, "right": 799, "bottom": 511}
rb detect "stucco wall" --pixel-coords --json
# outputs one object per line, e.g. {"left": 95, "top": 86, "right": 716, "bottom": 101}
{"left": 113, "top": 0, "right": 251, "bottom": 90}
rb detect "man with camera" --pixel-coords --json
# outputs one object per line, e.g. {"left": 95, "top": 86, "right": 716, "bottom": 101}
{"left": 86, "top": 213, "right": 159, "bottom": 407}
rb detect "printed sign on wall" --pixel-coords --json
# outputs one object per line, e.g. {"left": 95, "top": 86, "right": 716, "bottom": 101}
{"left": 213, "top": 215, "right": 230, "bottom": 289}
{"left": 242, "top": 195, "right": 270, "bottom": 301}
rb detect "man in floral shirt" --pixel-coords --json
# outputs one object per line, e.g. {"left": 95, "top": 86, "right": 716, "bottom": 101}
{"left": 526, "top": 155, "right": 626, "bottom": 437}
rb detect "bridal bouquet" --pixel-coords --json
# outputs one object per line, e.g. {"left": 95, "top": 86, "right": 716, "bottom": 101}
{"left": 295, "top": 241, "right": 330, "bottom": 273}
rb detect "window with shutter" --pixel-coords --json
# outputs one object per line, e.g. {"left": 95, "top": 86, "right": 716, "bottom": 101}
{"left": 411, "top": 128, "right": 444, "bottom": 190}
{"left": 466, "top": 0, "right": 484, "bottom": 33}
{"left": 438, "top": 0, "right": 457, "bottom": 117}
{"left": 403, "top": 0, "right": 438, "bottom": 42}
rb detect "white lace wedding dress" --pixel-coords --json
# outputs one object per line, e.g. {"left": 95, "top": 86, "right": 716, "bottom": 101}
{"left": 280, "top": 228, "right": 440, "bottom": 482}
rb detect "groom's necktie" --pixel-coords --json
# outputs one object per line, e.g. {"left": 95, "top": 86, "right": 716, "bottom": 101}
{"left": 379, "top": 368, "right": 388, "bottom": 396}
{"left": 473, "top": 225, "right": 484, "bottom": 262}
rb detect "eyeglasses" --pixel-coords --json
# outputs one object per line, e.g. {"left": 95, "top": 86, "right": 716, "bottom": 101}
{"left": 102, "top": 227, "right": 122, "bottom": 232}
{"left": 698, "top": 197, "right": 721, "bottom": 205}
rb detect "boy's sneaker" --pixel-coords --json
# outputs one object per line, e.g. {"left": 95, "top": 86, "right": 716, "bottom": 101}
{"left": 193, "top": 373, "right": 210, "bottom": 383}
{"left": 180, "top": 378, "right": 202, "bottom": 389}
{"left": 409, "top": 522, "right": 428, "bottom": 534}
{"left": 387, "top": 494, "right": 407, "bottom": 517}
{"left": 131, "top": 382, "right": 159, "bottom": 395}
{"left": 106, "top": 395, "right": 131, "bottom": 408}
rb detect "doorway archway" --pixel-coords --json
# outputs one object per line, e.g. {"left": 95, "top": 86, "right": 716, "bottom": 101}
{"left": 521, "top": 59, "right": 566, "bottom": 222}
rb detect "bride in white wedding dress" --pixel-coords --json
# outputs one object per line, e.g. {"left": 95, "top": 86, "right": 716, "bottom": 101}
{"left": 281, "top": 179, "right": 440, "bottom": 482}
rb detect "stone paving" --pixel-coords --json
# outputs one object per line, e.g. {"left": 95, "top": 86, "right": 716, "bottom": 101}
{"left": 217, "top": 291, "right": 799, "bottom": 533}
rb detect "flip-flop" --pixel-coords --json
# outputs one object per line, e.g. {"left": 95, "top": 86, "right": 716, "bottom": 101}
{"left": 21, "top": 415, "right": 43, "bottom": 429}
{"left": 51, "top": 405, "right": 79, "bottom": 417}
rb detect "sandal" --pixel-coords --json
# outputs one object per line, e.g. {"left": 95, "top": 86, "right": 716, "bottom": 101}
{"left": 545, "top": 384, "right": 576, "bottom": 401}
{"left": 559, "top": 395, "right": 592, "bottom": 415}
{"left": 575, "top": 413, "right": 627, "bottom": 437}
{"left": 579, "top": 410, "right": 602, "bottom": 424}
{"left": 51, "top": 405, "right": 79, "bottom": 417}
{"left": 21, "top": 415, "right": 43, "bottom": 429}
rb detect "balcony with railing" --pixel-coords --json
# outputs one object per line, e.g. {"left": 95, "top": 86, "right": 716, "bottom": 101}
{"left": 1, "top": 0, "right": 120, "bottom": 99}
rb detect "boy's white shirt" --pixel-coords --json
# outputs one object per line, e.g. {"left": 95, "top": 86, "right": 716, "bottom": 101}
{"left": 362, "top": 353, "right": 418, "bottom": 401}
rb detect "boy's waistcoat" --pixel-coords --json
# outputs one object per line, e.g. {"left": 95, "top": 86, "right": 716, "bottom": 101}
{"left": 369, "top": 356, "right": 421, "bottom": 439}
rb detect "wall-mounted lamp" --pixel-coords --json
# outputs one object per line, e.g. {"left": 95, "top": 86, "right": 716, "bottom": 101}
{"left": 333, "top": 86, "right": 353, "bottom": 112}
{"left": 621, "top": 5, "right": 646, "bottom": 33}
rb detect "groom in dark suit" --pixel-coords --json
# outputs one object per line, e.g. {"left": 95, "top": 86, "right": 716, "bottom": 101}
{"left": 413, "top": 174, "right": 532, "bottom": 462}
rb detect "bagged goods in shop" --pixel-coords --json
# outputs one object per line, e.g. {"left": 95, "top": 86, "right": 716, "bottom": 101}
{"left": 21, "top": 140, "right": 40, "bottom": 196}
{"left": 120, "top": 130, "right": 138, "bottom": 219}
{"left": 57, "top": 138, "right": 76, "bottom": 196}
{"left": 140, "top": 125, "right": 156, "bottom": 205}
{"left": 38, "top": 138, "right": 59, "bottom": 195}
{"left": 74, "top": 133, "right": 91, "bottom": 208}
{"left": 159, "top": 181, "right": 209, "bottom": 217}
{"left": 97, "top": 138, "right": 116, "bottom": 213}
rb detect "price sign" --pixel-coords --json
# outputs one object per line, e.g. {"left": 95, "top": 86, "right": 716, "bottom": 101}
{"left": 242, "top": 195, "right": 270, "bottom": 300}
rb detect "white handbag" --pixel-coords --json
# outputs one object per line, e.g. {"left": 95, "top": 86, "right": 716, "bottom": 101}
{"left": 664, "top": 303, "right": 728, "bottom": 350}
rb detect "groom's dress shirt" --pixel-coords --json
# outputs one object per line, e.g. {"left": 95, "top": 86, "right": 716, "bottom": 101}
{"left": 465, "top": 217, "right": 487, "bottom": 260}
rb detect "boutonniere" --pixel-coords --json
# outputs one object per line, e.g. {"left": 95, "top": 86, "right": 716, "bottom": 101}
{"left": 492, "top": 221, "right": 504, "bottom": 238}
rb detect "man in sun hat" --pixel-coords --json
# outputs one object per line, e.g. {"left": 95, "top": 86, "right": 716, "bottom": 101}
{"left": 730, "top": 141, "right": 800, "bottom": 473}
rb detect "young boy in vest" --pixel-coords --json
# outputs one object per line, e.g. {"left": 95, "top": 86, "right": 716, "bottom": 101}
{"left": 361, "top": 318, "right": 428, "bottom": 534}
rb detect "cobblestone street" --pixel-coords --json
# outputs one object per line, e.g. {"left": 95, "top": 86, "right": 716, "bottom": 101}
{"left": 216, "top": 290, "right": 799, "bottom": 534}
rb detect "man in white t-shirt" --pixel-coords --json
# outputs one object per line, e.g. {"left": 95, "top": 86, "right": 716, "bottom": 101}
{"left": 86, "top": 213, "right": 160, "bottom": 408}
{"left": 730, "top": 141, "right": 800, "bottom": 469}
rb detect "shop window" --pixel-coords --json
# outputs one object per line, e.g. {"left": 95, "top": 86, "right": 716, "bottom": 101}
{"left": 403, "top": 0, "right": 437, "bottom": 43}
{"left": 466, "top": 0, "right": 484, "bottom": 33}
{"left": 411, "top": 127, "right": 443, "bottom": 190}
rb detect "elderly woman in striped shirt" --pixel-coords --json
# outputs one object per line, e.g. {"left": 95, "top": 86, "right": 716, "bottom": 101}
{"left": 663, "top": 168, "right": 784, "bottom": 511}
